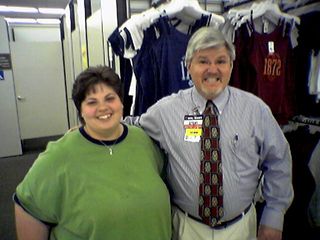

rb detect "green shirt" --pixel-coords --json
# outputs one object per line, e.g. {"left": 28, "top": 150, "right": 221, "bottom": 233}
{"left": 16, "top": 125, "right": 171, "bottom": 240}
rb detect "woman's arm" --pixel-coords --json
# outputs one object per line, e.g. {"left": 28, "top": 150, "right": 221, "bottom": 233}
{"left": 14, "top": 204, "right": 49, "bottom": 240}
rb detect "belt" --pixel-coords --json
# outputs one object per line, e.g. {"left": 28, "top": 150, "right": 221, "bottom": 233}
{"left": 175, "top": 203, "right": 252, "bottom": 230}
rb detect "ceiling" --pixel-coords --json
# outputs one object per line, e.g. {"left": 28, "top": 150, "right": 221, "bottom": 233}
{"left": 0, "top": 0, "right": 71, "bottom": 19}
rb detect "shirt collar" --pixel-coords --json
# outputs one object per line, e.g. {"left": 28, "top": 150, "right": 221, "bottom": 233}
{"left": 191, "top": 86, "right": 230, "bottom": 115}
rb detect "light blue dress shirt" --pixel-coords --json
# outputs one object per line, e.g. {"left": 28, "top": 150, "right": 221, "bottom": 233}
{"left": 128, "top": 86, "right": 293, "bottom": 231}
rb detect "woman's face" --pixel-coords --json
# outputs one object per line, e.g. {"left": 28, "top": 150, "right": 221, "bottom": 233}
{"left": 81, "top": 83, "right": 123, "bottom": 140}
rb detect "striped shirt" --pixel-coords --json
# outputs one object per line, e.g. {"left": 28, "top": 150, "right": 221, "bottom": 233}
{"left": 127, "top": 85, "right": 293, "bottom": 230}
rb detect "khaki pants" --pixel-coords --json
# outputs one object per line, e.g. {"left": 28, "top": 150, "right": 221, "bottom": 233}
{"left": 172, "top": 204, "right": 257, "bottom": 240}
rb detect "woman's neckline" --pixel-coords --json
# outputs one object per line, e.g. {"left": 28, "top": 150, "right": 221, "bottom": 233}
{"left": 79, "top": 123, "right": 128, "bottom": 146}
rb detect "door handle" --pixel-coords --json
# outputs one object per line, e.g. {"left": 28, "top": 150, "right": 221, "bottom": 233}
{"left": 17, "top": 96, "right": 26, "bottom": 101}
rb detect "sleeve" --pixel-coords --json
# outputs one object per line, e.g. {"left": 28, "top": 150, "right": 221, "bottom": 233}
{"left": 258, "top": 104, "right": 294, "bottom": 231}
{"left": 124, "top": 101, "right": 167, "bottom": 151}
{"left": 15, "top": 142, "right": 65, "bottom": 224}
{"left": 108, "top": 27, "right": 125, "bottom": 56}
{"left": 133, "top": 124, "right": 166, "bottom": 175}
{"left": 138, "top": 103, "right": 169, "bottom": 152}
{"left": 151, "top": 138, "right": 168, "bottom": 179}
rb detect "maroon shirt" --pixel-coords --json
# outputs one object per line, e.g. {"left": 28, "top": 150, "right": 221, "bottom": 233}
{"left": 231, "top": 20, "right": 296, "bottom": 124}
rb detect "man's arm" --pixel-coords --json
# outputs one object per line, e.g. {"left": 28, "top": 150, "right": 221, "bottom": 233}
{"left": 258, "top": 106, "right": 293, "bottom": 237}
{"left": 123, "top": 115, "right": 141, "bottom": 126}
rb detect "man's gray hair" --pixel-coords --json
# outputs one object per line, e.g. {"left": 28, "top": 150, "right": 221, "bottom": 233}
{"left": 185, "top": 27, "right": 236, "bottom": 67}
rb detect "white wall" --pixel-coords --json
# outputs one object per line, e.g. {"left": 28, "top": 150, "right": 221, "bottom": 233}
{"left": 62, "top": 10, "right": 79, "bottom": 128}
{"left": 101, "top": 0, "right": 120, "bottom": 73}
{"left": 0, "top": 17, "right": 22, "bottom": 157}
{"left": 87, "top": 8, "right": 104, "bottom": 66}
{"left": 10, "top": 25, "right": 61, "bottom": 42}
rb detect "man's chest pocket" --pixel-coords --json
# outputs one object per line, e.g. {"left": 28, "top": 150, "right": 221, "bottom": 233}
{"left": 230, "top": 134, "right": 260, "bottom": 173}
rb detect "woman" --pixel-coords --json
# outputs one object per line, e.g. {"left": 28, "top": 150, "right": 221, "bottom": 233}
{"left": 13, "top": 66, "right": 171, "bottom": 240}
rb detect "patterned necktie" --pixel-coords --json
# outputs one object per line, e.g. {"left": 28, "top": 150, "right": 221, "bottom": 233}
{"left": 199, "top": 100, "right": 224, "bottom": 227}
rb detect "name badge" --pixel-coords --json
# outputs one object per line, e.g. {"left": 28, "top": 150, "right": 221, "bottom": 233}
{"left": 184, "top": 115, "right": 203, "bottom": 142}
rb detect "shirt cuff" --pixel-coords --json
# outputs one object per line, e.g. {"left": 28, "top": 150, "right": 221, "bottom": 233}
{"left": 259, "top": 205, "right": 284, "bottom": 231}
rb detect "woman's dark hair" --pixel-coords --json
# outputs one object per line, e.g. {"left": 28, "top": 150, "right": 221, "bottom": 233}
{"left": 72, "top": 65, "right": 123, "bottom": 125}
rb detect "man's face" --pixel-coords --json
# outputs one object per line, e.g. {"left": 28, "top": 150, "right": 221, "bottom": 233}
{"left": 188, "top": 46, "right": 233, "bottom": 100}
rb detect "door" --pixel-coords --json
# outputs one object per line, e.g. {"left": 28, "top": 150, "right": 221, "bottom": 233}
{"left": 10, "top": 42, "right": 69, "bottom": 139}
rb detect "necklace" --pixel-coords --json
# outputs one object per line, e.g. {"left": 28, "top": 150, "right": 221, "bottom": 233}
{"left": 99, "top": 138, "right": 120, "bottom": 155}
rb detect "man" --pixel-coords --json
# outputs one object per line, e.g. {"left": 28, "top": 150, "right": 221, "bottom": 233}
{"left": 126, "top": 27, "right": 293, "bottom": 240}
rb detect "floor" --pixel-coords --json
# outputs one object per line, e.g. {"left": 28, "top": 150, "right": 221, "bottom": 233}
{"left": 0, "top": 136, "right": 60, "bottom": 240}
{"left": 0, "top": 150, "right": 40, "bottom": 240}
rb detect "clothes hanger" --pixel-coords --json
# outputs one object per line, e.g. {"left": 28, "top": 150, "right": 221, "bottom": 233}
{"left": 227, "top": 1, "right": 259, "bottom": 25}
{"left": 288, "top": 2, "right": 320, "bottom": 16}
{"left": 114, "top": 0, "right": 226, "bottom": 57}
{"left": 263, "top": 2, "right": 300, "bottom": 24}
{"left": 235, "top": 1, "right": 300, "bottom": 29}
{"left": 228, "top": 1, "right": 266, "bottom": 29}
{"left": 151, "top": 0, "right": 168, "bottom": 8}
{"left": 115, "top": 0, "right": 204, "bottom": 57}
{"left": 184, "top": 0, "right": 225, "bottom": 25}
{"left": 153, "top": 0, "right": 224, "bottom": 25}
{"left": 282, "top": 0, "right": 314, "bottom": 11}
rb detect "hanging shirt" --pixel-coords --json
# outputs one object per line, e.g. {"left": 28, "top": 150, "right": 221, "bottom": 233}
{"left": 108, "top": 13, "right": 219, "bottom": 116}
{"left": 234, "top": 19, "right": 296, "bottom": 124}
{"left": 131, "top": 15, "right": 211, "bottom": 115}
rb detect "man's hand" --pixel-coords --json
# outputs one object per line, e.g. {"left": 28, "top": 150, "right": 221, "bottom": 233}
{"left": 258, "top": 224, "right": 282, "bottom": 240}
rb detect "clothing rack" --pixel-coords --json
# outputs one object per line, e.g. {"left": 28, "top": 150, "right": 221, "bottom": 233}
{"left": 282, "top": 115, "right": 320, "bottom": 133}
{"left": 292, "top": 115, "right": 320, "bottom": 126}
